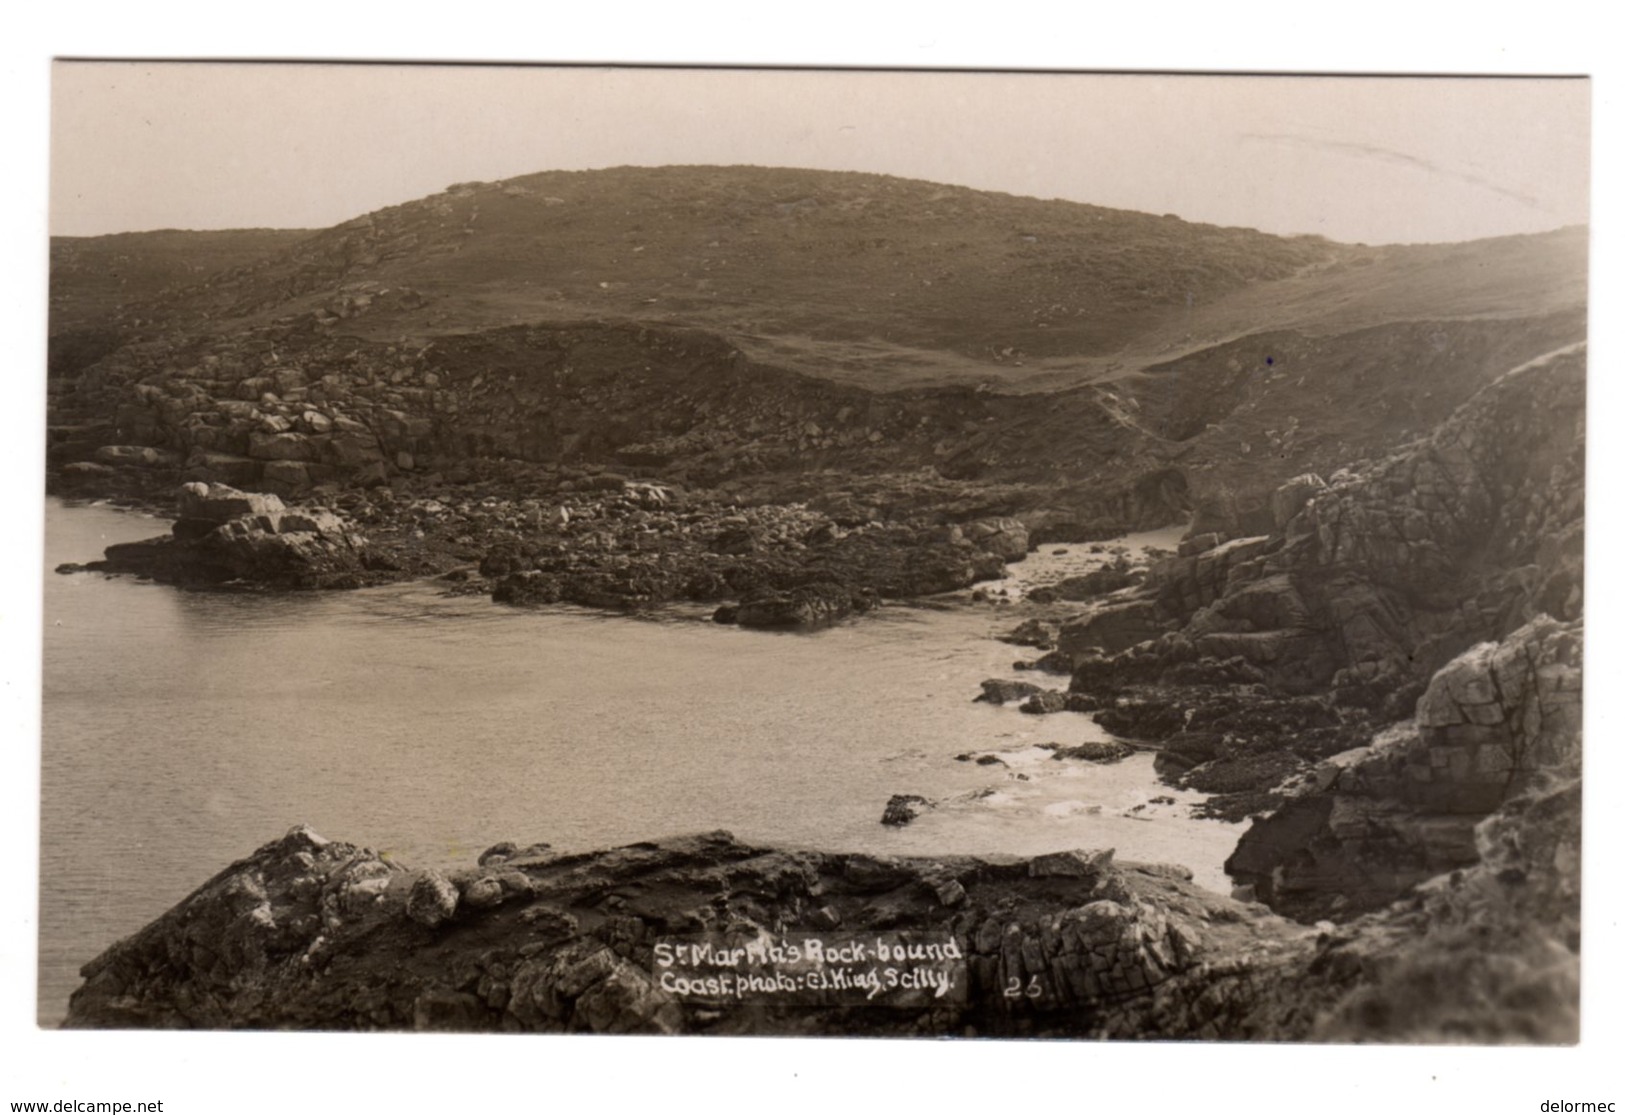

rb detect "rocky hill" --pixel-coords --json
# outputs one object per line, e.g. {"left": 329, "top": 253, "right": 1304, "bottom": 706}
{"left": 48, "top": 228, "right": 314, "bottom": 378}
{"left": 46, "top": 167, "right": 1586, "bottom": 560}
{"left": 51, "top": 228, "right": 315, "bottom": 329}
{"left": 68, "top": 168, "right": 1586, "bottom": 393}
{"left": 100, "top": 167, "right": 1338, "bottom": 376}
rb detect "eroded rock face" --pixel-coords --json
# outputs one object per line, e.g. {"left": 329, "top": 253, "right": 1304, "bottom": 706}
{"left": 63, "top": 818, "right": 1578, "bottom": 1041}
{"left": 61, "top": 825, "right": 1293, "bottom": 1036}
{"left": 1123, "top": 349, "right": 1584, "bottom": 703}
{"left": 1225, "top": 616, "right": 1581, "bottom": 920}
{"left": 960, "top": 517, "right": 1030, "bottom": 562}
{"left": 1058, "top": 599, "right": 1165, "bottom": 658}
{"left": 1065, "top": 348, "right": 1584, "bottom": 817}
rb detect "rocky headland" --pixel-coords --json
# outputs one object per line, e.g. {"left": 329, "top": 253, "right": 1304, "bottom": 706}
{"left": 49, "top": 166, "right": 1586, "bottom": 1039}
{"left": 63, "top": 794, "right": 1576, "bottom": 1040}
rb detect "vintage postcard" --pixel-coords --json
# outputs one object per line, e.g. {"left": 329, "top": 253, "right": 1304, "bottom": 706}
{"left": 40, "top": 63, "right": 1587, "bottom": 1048}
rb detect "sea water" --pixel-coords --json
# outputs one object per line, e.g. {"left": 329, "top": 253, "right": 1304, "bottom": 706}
{"left": 38, "top": 498, "right": 1238, "bottom": 1024}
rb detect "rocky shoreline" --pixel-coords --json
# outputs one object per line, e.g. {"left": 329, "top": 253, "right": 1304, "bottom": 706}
{"left": 56, "top": 344, "right": 1586, "bottom": 1039}
{"left": 55, "top": 467, "right": 1026, "bottom": 622}
{"left": 54, "top": 339, "right": 1585, "bottom": 915}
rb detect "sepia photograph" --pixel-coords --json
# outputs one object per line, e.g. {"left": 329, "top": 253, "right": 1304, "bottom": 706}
{"left": 33, "top": 58, "right": 1596, "bottom": 1050}
{"left": 37, "top": 61, "right": 1591, "bottom": 1045}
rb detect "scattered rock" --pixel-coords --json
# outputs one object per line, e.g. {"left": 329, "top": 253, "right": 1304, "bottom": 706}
{"left": 405, "top": 872, "right": 459, "bottom": 928}
{"left": 458, "top": 876, "right": 506, "bottom": 910}
{"left": 1019, "top": 690, "right": 1068, "bottom": 714}
{"left": 999, "top": 618, "right": 1055, "bottom": 649}
{"left": 1049, "top": 740, "right": 1136, "bottom": 763}
{"left": 974, "top": 679, "right": 1041, "bottom": 705}
{"left": 1027, "top": 848, "right": 1115, "bottom": 878}
{"left": 881, "top": 794, "right": 934, "bottom": 827}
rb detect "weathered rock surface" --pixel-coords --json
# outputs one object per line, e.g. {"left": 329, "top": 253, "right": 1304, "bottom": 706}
{"left": 80, "top": 482, "right": 381, "bottom": 590}
{"left": 177, "top": 481, "right": 287, "bottom": 522}
{"left": 1047, "top": 740, "right": 1137, "bottom": 763}
{"left": 1019, "top": 690, "right": 1070, "bottom": 715}
{"left": 880, "top": 794, "right": 935, "bottom": 826}
{"left": 960, "top": 517, "right": 1030, "bottom": 562}
{"left": 999, "top": 618, "right": 1056, "bottom": 649}
{"left": 1226, "top": 616, "right": 1581, "bottom": 920}
{"left": 1058, "top": 599, "right": 1165, "bottom": 658}
{"left": 974, "top": 679, "right": 1042, "bottom": 705}
{"left": 1064, "top": 347, "right": 1584, "bottom": 827}
{"left": 63, "top": 819, "right": 1577, "bottom": 1040}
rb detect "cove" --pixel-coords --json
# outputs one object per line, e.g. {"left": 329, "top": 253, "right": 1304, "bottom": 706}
{"left": 38, "top": 498, "right": 1237, "bottom": 1023}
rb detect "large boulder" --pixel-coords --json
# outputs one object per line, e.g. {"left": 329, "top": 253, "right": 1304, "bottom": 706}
{"left": 1058, "top": 600, "right": 1164, "bottom": 657}
{"left": 247, "top": 431, "right": 318, "bottom": 462}
{"left": 961, "top": 517, "right": 1030, "bottom": 562}
{"left": 998, "top": 618, "right": 1055, "bottom": 649}
{"left": 974, "top": 679, "right": 1041, "bottom": 705}
{"left": 405, "top": 872, "right": 459, "bottom": 928}
{"left": 880, "top": 794, "right": 935, "bottom": 826}
{"left": 178, "top": 481, "right": 285, "bottom": 523}
{"left": 91, "top": 445, "right": 184, "bottom": 469}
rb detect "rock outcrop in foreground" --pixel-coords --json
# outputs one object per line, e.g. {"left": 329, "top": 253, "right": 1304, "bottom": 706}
{"left": 64, "top": 789, "right": 1576, "bottom": 1041}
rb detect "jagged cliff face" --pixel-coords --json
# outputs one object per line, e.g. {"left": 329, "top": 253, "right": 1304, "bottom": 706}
{"left": 1225, "top": 615, "right": 1581, "bottom": 919}
{"left": 1056, "top": 345, "right": 1584, "bottom": 927}
{"left": 1126, "top": 343, "right": 1584, "bottom": 701}
{"left": 1148, "top": 311, "right": 1587, "bottom": 537}
{"left": 57, "top": 347, "right": 1588, "bottom": 1040}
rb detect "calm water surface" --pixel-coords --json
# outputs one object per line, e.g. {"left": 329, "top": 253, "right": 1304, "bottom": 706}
{"left": 40, "top": 499, "right": 1239, "bottom": 1023}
